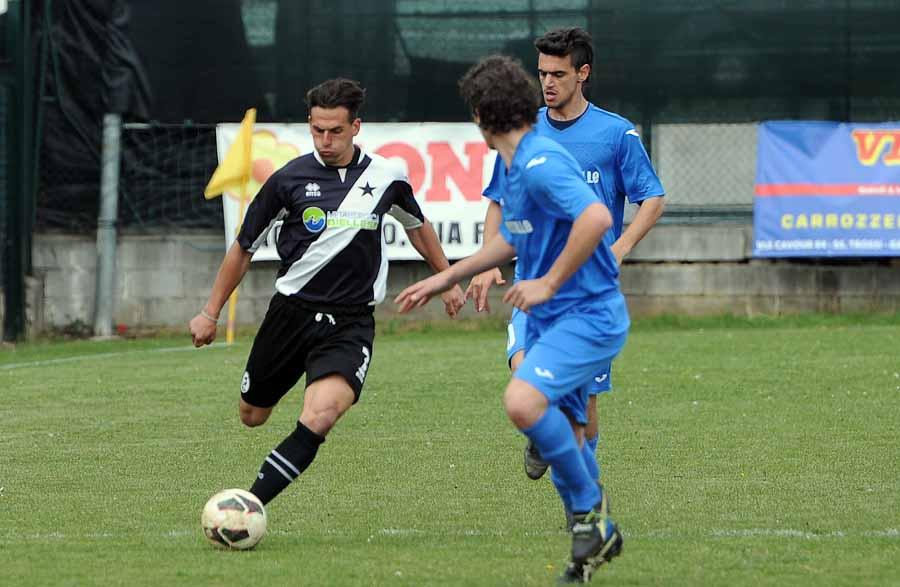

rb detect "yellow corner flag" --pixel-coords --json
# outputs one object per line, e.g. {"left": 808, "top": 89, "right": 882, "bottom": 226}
{"left": 204, "top": 108, "right": 256, "bottom": 345}
{"left": 204, "top": 108, "right": 256, "bottom": 199}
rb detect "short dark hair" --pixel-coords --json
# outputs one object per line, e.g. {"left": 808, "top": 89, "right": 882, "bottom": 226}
{"left": 305, "top": 78, "right": 366, "bottom": 120}
{"left": 534, "top": 27, "right": 594, "bottom": 81}
{"left": 458, "top": 55, "right": 541, "bottom": 135}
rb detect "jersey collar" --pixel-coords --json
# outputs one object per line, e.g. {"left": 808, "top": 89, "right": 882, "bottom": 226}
{"left": 511, "top": 130, "right": 539, "bottom": 170}
{"left": 313, "top": 145, "right": 365, "bottom": 169}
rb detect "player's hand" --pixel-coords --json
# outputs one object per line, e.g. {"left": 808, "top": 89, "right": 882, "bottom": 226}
{"left": 395, "top": 273, "right": 454, "bottom": 314}
{"left": 502, "top": 278, "right": 555, "bottom": 313}
{"left": 189, "top": 313, "right": 218, "bottom": 347}
{"left": 464, "top": 268, "right": 506, "bottom": 312}
{"left": 440, "top": 285, "right": 466, "bottom": 318}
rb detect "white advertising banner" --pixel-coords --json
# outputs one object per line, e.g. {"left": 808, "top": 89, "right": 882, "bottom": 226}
{"left": 214, "top": 123, "right": 497, "bottom": 261}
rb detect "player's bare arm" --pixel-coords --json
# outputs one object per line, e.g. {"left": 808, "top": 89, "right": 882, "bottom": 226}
{"left": 465, "top": 199, "right": 507, "bottom": 312}
{"left": 189, "top": 242, "right": 252, "bottom": 347}
{"left": 504, "top": 202, "right": 611, "bottom": 312}
{"left": 405, "top": 220, "right": 466, "bottom": 317}
{"left": 396, "top": 234, "right": 516, "bottom": 313}
{"left": 610, "top": 196, "right": 665, "bottom": 265}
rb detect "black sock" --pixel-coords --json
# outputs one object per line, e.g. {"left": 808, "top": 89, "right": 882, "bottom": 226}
{"left": 249, "top": 421, "right": 325, "bottom": 505}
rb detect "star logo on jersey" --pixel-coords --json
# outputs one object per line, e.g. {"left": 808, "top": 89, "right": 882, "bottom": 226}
{"left": 525, "top": 156, "right": 547, "bottom": 169}
{"left": 359, "top": 182, "right": 376, "bottom": 197}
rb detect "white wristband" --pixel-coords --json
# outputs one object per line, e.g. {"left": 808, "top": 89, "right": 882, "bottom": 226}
{"left": 200, "top": 310, "right": 219, "bottom": 324}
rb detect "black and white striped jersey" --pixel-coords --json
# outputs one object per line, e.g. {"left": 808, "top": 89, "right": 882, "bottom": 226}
{"left": 237, "top": 146, "right": 425, "bottom": 306}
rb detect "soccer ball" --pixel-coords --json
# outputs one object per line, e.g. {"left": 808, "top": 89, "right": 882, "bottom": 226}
{"left": 201, "top": 488, "right": 267, "bottom": 550}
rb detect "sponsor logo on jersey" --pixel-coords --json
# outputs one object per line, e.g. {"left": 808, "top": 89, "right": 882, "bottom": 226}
{"left": 304, "top": 182, "right": 322, "bottom": 198}
{"left": 584, "top": 170, "right": 601, "bottom": 184}
{"left": 626, "top": 129, "right": 640, "bottom": 138}
{"left": 302, "top": 207, "right": 326, "bottom": 233}
{"left": 526, "top": 156, "right": 547, "bottom": 169}
{"left": 505, "top": 219, "right": 534, "bottom": 234}
{"left": 594, "top": 373, "right": 608, "bottom": 384}
{"left": 327, "top": 210, "right": 379, "bottom": 230}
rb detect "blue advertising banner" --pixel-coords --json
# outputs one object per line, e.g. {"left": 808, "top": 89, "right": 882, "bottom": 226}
{"left": 754, "top": 121, "right": 900, "bottom": 257}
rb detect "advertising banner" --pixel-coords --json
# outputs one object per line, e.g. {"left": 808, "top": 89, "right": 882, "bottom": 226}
{"left": 754, "top": 121, "right": 900, "bottom": 257}
{"left": 215, "top": 123, "right": 496, "bottom": 261}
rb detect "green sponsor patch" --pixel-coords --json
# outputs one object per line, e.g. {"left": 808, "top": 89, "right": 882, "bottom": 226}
{"left": 327, "top": 211, "right": 379, "bottom": 230}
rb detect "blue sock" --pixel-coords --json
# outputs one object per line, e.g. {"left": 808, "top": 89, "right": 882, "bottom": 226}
{"left": 581, "top": 440, "right": 599, "bottom": 483}
{"left": 522, "top": 407, "right": 600, "bottom": 513}
{"left": 549, "top": 466, "right": 572, "bottom": 512}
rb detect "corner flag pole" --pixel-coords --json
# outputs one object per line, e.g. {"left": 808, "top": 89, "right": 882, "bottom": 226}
{"left": 225, "top": 181, "right": 249, "bottom": 345}
{"left": 203, "top": 108, "right": 256, "bottom": 346}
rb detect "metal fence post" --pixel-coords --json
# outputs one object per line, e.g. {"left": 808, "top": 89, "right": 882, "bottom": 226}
{"left": 93, "top": 112, "right": 122, "bottom": 338}
{"left": 2, "top": 0, "right": 27, "bottom": 341}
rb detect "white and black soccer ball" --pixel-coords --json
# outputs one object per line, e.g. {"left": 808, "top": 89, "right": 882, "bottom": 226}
{"left": 201, "top": 488, "right": 267, "bottom": 550}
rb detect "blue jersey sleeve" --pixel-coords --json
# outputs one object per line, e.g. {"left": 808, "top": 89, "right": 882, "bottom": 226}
{"left": 483, "top": 154, "right": 504, "bottom": 203}
{"left": 525, "top": 151, "right": 599, "bottom": 221}
{"left": 616, "top": 129, "right": 665, "bottom": 204}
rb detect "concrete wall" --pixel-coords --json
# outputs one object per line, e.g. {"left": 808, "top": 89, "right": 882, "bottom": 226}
{"left": 22, "top": 226, "right": 900, "bottom": 334}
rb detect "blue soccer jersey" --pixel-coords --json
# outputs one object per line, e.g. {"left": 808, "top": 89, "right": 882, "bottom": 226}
{"left": 534, "top": 105, "right": 664, "bottom": 237}
{"left": 496, "top": 131, "right": 620, "bottom": 322}
{"left": 484, "top": 104, "right": 665, "bottom": 264}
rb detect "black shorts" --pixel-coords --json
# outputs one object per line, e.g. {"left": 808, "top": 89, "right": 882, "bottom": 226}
{"left": 240, "top": 294, "right": 375, "bottom": 408}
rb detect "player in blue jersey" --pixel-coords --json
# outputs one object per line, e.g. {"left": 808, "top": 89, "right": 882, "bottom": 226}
{"left": 466, "top": 28, "right": 665, "bottom": 502}
{"left": 396, "top": 55, "right": 627, "bottom": 584}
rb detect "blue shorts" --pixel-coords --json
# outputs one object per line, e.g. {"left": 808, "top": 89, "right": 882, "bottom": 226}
{"left": 513, "top": 295, "right": 629, "bottom": 425}
{"left": 507, "top": 307, "right": 613, "bottom": 395}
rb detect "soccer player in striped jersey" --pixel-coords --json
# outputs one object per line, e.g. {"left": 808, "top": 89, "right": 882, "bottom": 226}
{"left": 189, "top": 78, "right": 465, "bottom": 507}
{"left": 466, "top": 27, "right": 665, "bottom": 513}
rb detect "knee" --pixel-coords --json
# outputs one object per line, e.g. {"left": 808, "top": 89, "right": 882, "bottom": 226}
{"left": 239, "top": 405, "right": 270, "bottom": 428}
{"left": 300, "top": 403, "right": 341, "bottom": 436}
{"left": 503, "top": 382, "right": 546, "bottom": 430}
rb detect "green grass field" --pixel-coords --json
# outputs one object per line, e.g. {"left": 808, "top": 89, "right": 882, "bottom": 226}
{"left": 2, "top": 315, "right": 899, "bottom": 586}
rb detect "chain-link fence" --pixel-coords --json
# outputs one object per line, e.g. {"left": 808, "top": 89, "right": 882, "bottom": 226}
{"left": 117, "top": 124, "right": 220, "bottom": 231}
{"left": 652, "top": 123, "right": 756, "bottom": 221}
{"left": 35, "top": 123, "right": 220, "bottom": 232}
